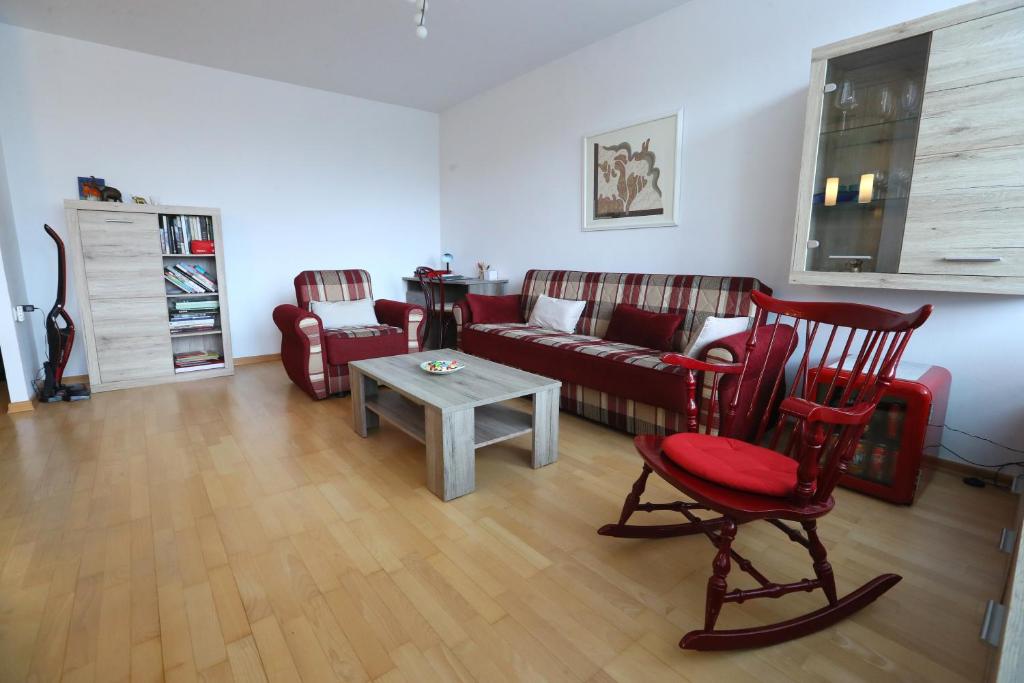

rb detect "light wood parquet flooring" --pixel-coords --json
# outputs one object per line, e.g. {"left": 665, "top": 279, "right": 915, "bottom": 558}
{"left": 0, "top": 361, "right": 1016, "bottom": 682}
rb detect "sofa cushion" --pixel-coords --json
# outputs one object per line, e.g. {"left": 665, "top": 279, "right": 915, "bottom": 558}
{"left": 463, "top": 323, "right": 691, "bottom": 413}
{"left": 323, "top": 324, "right": 404, "bottom": 365}
{"left": 520, "top": 270, "right": 770, "bottom": 352}
{"left": 662, "top": 432, "right": 798, "bottom": 498}
{"left": 294, "top": 270, "right": 374, "bottom": 310}
{"left": 466, "top": 293, "right": 524, "bottom": 324}
{"left": 527, "top": 296, "right": 586, "bottom": 333}
{"left": 684, "top": 315, "right": 751, "bottom": 358}
{"left": 311, "top": 298, "right": 377, "bottom": 329}
{"left": 604, "top": 303, "right": 682, "bottom": 351}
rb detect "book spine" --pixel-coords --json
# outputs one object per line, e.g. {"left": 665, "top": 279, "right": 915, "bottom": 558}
{"left": 174, "top": 268, "right": 201, "bottom": 293}
{"left": 180, "top": 264, "right": 216, "bottom": 291}
{"left": 159, "top": 216, "right": 168, "bottom": 254}
{"left": 173, "top": 265, "right": 211, "bottom": 292}
{"left": 164, "top": 270, "right": 197, "bottom": 293}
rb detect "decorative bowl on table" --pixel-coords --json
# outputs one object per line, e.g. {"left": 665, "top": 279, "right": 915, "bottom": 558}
{"left": 419, "top": 359, "right": 464, "bottom": 375}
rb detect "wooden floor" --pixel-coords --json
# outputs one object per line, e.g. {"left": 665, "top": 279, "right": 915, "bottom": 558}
{"left": 0, "top": 361, "right": 1016, "bottom": 682}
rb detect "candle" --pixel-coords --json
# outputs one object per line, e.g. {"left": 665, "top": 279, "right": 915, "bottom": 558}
{"left": 858, "top": 173, "right": 874, "bottom": 204}
{"left": 824, "top": 177, "right": 839, "bottom": 207}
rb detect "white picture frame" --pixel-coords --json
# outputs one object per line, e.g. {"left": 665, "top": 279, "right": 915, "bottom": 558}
{"left": 582, "top": 110, "right": 683, "bottom": 231}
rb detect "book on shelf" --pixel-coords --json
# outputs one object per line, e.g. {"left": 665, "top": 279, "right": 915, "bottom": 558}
{"left": 169, "top": 308, "right": 217, "bottom": 332}
{"left": 173, "top": 350, "right": 223, "bottom": 372}
{"left": 174, "top": 299, "right": 219, "bottom": 312}
{"left": 175, "top": 362, "right": 225, "bottom": 374}
{"left": 175, "top": 263, "right": 216, "bottom": 291}
{"left": 164, "top": 269, "right": 200, "bottom": 293}
{"left": 164, "top": 262, "right": 217, "bottom": 294}
{"left": 170, "top": 317, "right": 217, "bottom": 333}
{"left": 159, "top": 214, "right": 214, "bottom": 255}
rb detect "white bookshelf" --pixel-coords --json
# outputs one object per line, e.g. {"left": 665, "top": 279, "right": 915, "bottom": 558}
{"left": 64, "top": 200, "right": 234, "bottom": 392}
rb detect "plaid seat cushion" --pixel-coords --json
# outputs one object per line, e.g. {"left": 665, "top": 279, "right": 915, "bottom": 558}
{"left": 326, "top": 324, "right": 402, "bottom": 339}
{"left": 464, "top": 322, "right": 749, "bottom": 435}
{"left": 466, "top": 324, "right": 683, "bottom": 375}
{"left": 462, "top": 323, "right": 694, "bottom": 417}
{"left": 323, "top": 324, "right": 404, "bottom": 365}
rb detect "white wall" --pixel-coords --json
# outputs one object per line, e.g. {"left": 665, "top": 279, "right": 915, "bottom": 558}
{"left": 440, "top": 0, "right": 1024, "bottom": 469}
{"left": 0, "top": 136, "right": 38, "bottom": 403}
{"left": 0, "top": 23, "right": 440, "bottom": 378}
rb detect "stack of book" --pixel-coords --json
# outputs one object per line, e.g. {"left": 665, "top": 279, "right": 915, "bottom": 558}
{"left": 173, "top": 299, "right": 218, "bottom": 314}
{"left": 160, "top": 215, "right": 214, "bottom": 254}
{"left": 169, "top": 312, "right": 217, "bottom": 334}
{"left": 173, "top": 350, "right": 224, "bottom": 372}
{"left": 164, "top": 262, "right": 217, "bottom": 294}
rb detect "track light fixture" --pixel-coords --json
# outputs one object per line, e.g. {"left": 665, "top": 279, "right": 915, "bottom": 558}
{"left": 407, "top": 0, "right": 428, "bottom": 39}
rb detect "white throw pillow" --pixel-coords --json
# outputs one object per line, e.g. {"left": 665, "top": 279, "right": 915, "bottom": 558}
{"left": 310, "top": 298, "right": 377, "bottom": 329}
{"left": 684, "top": 316, "right": 752, "bottom": 358}
{"left": 528, "top": 295, "right": 586, "bottom": 334}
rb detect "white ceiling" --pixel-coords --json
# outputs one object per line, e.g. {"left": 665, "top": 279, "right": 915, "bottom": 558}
{"left": 0, "top": 0, "right": 690, "bottom": 111}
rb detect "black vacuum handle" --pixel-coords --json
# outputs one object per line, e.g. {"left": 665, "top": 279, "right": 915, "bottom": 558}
{"left": 44, "top": 224, "right": 66, "bottom": 310}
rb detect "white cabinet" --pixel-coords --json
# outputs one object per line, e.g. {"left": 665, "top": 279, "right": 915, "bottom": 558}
{"left": 64, "top": 201, "right": 234, "bottom": 392}
{"left": 789, "top": 0, "right": 1024, "bottom": 294}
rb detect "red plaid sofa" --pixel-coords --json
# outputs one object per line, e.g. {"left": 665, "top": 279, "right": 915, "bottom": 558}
{"left": 454, "top": 270, "right": 794, "bottom": 436}
{"left": 273, "top": 270, "right": 425, "bottom": 399}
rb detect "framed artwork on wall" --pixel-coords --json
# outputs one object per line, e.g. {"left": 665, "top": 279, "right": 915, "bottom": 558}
{"left": 582, "top": 110, "right": 682, "bottom": 231}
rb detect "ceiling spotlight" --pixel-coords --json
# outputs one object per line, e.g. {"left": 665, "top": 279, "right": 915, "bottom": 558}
{"left": 407, "top": 0, "right": 429, "bottom": 39}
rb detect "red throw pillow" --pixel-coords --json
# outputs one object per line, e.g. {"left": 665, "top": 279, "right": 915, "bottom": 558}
{"left": 466, "top": 294, "right": 524, "bottom": 324}
{"left": 604, "top": 303, "right": 682, "bottom": 351}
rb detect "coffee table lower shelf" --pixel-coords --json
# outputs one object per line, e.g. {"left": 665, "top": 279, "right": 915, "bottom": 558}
{"left": 364, "top": 391, "right": 534, "bottom": 449}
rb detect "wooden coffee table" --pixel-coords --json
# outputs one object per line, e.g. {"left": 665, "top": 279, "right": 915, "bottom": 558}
{"left": 348, "top": 350, "right": 562, "bottom": 501}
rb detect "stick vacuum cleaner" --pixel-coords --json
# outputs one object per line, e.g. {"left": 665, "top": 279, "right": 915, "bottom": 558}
{"left": 39, "top": 224, "right": 90, "bottom": 402}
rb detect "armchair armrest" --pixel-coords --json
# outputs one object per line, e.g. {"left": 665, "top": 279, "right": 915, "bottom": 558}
{"left": 452, "top": 301, "right": 471, "bottom": 348}
{"left": 661, "top": 353, "right": 743, "bottom": 375}
{"left": 273, "top": 304, "right": 329, "bottom": 399}
{"left": 660, "top": 352, "right": 743, "bottom": 434}
{"left": 780, "top": 394, "right": 877, "bottom": 504}
{"left": 374, "top": 299, "right": 425, "bottom": 353}
{"left": 778, "top": 396, "right": 875, "bottom": 426}
{"left": 273, "top": 302, "right": 319, "bottom": 333}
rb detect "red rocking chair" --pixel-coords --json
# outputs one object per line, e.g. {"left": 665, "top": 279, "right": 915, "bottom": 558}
{"left": 599, "top": 291, "right": 932, "bottom": 650}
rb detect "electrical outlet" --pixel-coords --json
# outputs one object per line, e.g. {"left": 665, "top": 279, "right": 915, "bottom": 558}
{"left": 12, "top": 304, "right": 37, "bottom": 322}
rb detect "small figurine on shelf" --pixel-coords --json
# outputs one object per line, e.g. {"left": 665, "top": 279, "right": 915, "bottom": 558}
{"left": 100, "top": 185, "right": 123, "bottom": 202}
{"left": 476, "top": 261, "right": 490, "bottom": 279}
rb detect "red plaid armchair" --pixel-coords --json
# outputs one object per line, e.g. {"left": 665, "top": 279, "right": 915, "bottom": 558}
{"left": 273, "top": 270, "right": 424, "bottom": 399}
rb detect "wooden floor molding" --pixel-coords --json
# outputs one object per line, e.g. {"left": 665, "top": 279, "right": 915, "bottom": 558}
{"left": 0, "top": 361, "right": 1016, "bottom": 682}
{"left": 924, "top": 453, "right": 1017, "bottom": 487}
{"left": 234, "top": 353, "right": 280, "bottom": 366}
{"left": 6, "top": 398, "right": 34, "bottom": 414}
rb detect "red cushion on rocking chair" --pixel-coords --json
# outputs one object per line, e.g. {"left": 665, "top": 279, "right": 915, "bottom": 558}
{"left": 662, "top": 433, "right": 799, "bottom": 498}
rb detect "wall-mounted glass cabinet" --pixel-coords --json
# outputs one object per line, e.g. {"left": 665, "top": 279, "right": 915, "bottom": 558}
{"left": 790, "top": 2, "right": 1024, "bottom": 295}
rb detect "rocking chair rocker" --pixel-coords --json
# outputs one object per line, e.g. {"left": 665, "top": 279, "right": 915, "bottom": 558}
{"left": 599, "top": 291, "right": 931, "bottom": 650}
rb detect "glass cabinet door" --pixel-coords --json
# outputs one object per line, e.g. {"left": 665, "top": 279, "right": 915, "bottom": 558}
{"left": 805, "top": 34, "right": 930, "bottom": 274}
